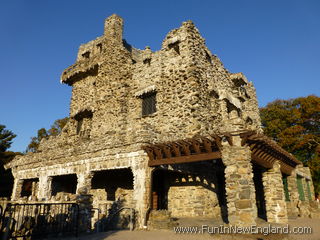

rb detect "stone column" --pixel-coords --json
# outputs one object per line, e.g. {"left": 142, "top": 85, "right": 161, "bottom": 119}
{"left": 11, "top": 179, "right": 23, "bottom": 201}
{"left": 262, "top": 161, "right": 288, "bottom": 223}
{"left": 76, "top": 172, "right": 94, "bottom": 194}
{"left": 76, "top": 188, "right": 93, "bottom": 233}
{"left": 286, "top": 170, "right": 299, "bottom": 218}
{"left": 303, "top": 167, "right": 315, "bottom": 200}
{"left": 132, "top": 154, "right": 152, "bottom": 229}
{"left": 31, "top": 181, "right": 38, "bottom": 201}
{"left": 38, "top": 175, "right": 53, "bottom": 201}
{"left": 221, "top": 136, "right": 257, "bottom": 226}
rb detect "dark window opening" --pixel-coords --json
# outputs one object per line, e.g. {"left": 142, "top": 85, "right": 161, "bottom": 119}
{"left": 143, "top": 58, "right": 151, "bottom": 65}
{"left": 75, "top": 110, "right": 93, "bottom": 138}
{"left": 246, "top": 117, "right": 253, "bottom": 125}
{"left": 76, "top": 118, "right": 83, "bottom": 135}
{"left": 142, "top": 92, "right": 156, "bottom": 116}
{"left": 51, "top": 174, "right": 77, "bottom": 196}
{"left": 206, "top": 51, "right": 212, "bottom": 64}
{"left": 92, "top": 168, "right": 133, "bottom": 201}
{"left": 82, "top": 51, "right": 90, "bottom": 59}
{"left": 21, "top": 178, "right": 39, "bottom": 198}
{"left": 209, "top": 90, "right": 219, "bottom": 99}
{"left": 168, "top": 42, "right": 180, "bottom": 55}
{"left": 97, "top": 43, "right": 102, "bottom": 52}
{"left": 225, "top": 100, "right": 241, "bottom": 117}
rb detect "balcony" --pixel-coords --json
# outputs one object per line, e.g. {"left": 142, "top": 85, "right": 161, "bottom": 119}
{"left": 60, "top": 58, "right": 99, "bottom": 85}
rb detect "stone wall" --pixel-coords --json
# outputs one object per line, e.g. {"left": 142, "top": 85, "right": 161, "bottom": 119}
{"left": 168, "top": 185, "right": 219, "bottom": 218}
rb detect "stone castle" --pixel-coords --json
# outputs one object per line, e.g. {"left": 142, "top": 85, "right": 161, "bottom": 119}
{"left": 4, "top": 14, "right": 318, "bottom": 228}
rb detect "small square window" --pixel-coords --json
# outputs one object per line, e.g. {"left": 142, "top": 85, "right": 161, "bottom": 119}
{"left": 142, "top": 92, "right": 156, "bottom": 116}
{"left": 82, "top": 51, "right": 90, "bottom": 59}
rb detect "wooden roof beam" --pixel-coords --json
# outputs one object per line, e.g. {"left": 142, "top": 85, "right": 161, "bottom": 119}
{"left": 148, "top": 151, "right": 221, "bottom": 167}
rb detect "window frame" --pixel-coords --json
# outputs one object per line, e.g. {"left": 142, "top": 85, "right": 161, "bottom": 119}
{"left": 141, "top": 91, "right": 157, "bottom": 116}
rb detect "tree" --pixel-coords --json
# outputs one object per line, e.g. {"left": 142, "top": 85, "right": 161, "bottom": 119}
{"left": 0, "top": 125, "right": 18, "bottom": 164}
{"left": 0, "top": 125, "right": 16, "bottom": 153}
{"left": 26, "top": 117, "right": 69, "bottom": 153}
{"left": 0, "top": 125, "right": 17, "bottom": 197}
{"left": 260, "top": 95, "right": 320, "bottom": 195}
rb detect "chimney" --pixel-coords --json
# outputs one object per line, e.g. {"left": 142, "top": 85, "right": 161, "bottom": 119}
{"left": 104, "top": 14, "right": 123, "bottom": 43}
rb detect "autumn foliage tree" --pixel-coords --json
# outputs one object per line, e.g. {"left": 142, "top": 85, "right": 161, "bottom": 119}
{"left": 26, "top": 117, "right": 69, "bottom": 152}
{"left": 260, "top": 95, "right": 320, "bottom": 195}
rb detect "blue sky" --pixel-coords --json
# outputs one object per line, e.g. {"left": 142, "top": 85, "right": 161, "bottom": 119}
{"left": 1, "top": 0, "right": 319, "bottom": 152}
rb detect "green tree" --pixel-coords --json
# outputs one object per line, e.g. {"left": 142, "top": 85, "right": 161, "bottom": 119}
{"left": 0, "top": 125, "right": 20, "bottom": 164}
{"left": 48, "top": 117, "right": 69, "bottom": 136}
{"left": 260, "top": 95, "right": 320, "bottom": 195}
{"left": 26, "top": 117, "right": 69, "bottom": 153}
{"left": 0, "top": 125, "right": 16, "bottom": 153}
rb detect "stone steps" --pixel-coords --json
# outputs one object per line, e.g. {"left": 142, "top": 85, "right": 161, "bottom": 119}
{"left": 147, "top": 210, "right": 178, "bottom": 230}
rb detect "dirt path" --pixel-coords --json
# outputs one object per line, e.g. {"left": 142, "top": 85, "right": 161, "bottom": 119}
{"left": 58, "top": 218, "right": 320, "bottom": 240}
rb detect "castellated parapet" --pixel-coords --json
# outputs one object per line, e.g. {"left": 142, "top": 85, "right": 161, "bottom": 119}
{"left": 5, "top": 15, "right": 318, "bottom": 230}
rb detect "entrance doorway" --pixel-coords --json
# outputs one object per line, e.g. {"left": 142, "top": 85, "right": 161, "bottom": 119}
{"left": 252, "top": 163, "right": 267, "bottom": 220}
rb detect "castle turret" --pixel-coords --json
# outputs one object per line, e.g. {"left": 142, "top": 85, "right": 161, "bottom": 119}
{"left": 104, "top": 14, "right": 123, "bottom": 43}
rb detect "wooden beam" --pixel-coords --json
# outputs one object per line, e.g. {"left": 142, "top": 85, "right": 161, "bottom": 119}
{"left": 171, "top": 143, "right": 181, "bottom": 157}
{"left": 142, "top": 146, "right": 154, "bottom": 161}
{"left": 148, "top": 151, "right": 221, "bottom": 167}
{"left": 153, "top": 146, "right": 163, "bottom": 159}
{"left": 252, "top": 151, "right": 274, "bottom": 168}
{"left": 158, "top": 144, "right": 172, "bottom": 158}
{"left": 190, "top": 139, "right": 201, "bottom": 154}
{"left": 177, "top": 140, "right": 191, "bottom": 156}
{"left": 211, "top": 134, "right": 222, "bottom": 150}
{"left": 201, "top": 137, "right": 213, "bottom": 153}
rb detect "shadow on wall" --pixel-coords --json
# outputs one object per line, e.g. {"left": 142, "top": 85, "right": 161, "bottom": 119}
{"left": 94, "top": 199, "right": 135, "bottom": 232}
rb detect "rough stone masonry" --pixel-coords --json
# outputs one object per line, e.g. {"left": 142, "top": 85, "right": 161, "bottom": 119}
{"left": 5, "top": 14, "right": 319, "bottom": 229}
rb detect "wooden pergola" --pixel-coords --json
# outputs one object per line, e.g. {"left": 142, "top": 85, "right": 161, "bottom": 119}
{"left": 142, "top": 131, "right": 301, "bottom": 175}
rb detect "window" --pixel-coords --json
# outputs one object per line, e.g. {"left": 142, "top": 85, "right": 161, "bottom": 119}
{"left": 96, "top": 43, "right": 102, "bottom": 52}
{"left": 21, "top": 178, "right": 39, "bottom": 198}
{"left": 82, "top": 51, "right": 90, "bottom": 59}
{"left": 168, "top": 41, "right": 180, "bottom": 55}
{"left": 142, "top": 92, "right": 156, "bottom": 116}
{"left": 76, "top": 118, "right": 83, "bottom": 135}
{"left": 74, "top": 110, "right": 93, "bottom": 138}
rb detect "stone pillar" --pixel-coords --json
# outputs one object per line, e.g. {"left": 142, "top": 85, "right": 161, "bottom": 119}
{"left": 221, "top": 136, "right": 257, "bottom": 226}
{"left": 38, "top": 175, "right": 52, "bottom": 201}
{"left": 76, "top": 188, "right": 93, "bottom": 233}
{"left": 132, "top": 154, "right": 152, "bottom": 228}
{"left": 262, "top": 161, "right": 288, "bottom": 223}
{"left": 303, "top": 167, "right": 315, "bottom": 200}
{"left": 11, "top": 178, "right": 23, "bottom": 201}
{"left": 286, "top": 170, "right": 299, "bottom": 218}
{"left": 31, "top": 181, "right": 38, "bottom": 201}
{"left": 76, "top": 172, "right": 94, "bottom": 194}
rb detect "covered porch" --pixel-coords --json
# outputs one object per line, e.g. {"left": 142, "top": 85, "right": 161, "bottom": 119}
{"left": 143, "top": 130, "right": 303, "bottom": 226}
